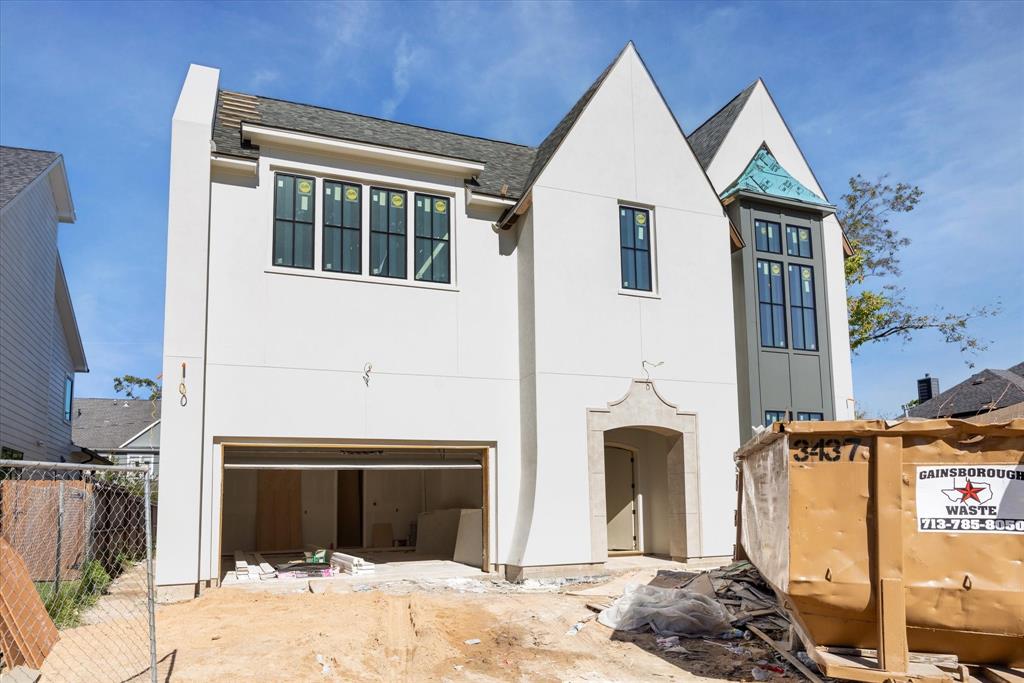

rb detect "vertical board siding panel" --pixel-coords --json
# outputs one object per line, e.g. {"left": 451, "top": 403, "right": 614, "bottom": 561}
{"left": 0, "top": 179, "right": 69, "bottom": 462}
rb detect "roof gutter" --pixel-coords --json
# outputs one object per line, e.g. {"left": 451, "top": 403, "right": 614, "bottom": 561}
{"left": 494, "top": 188, "right": 532, "bottom": 231}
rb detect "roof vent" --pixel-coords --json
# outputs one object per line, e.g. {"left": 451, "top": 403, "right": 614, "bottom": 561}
{"left": 917, "top": 374, "right": 940, "bottom": 403}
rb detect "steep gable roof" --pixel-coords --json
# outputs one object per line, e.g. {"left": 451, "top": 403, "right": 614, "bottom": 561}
{"left": 519, "top": 45, "right": 625, "bottom": 194}
{"left": 720, "top": 146, "right": 833, "bottom": 209}
{"left": 686, "top": 81, "right": 757, "bottom": 170}
{"left": 0, "top": 146, "right": 59, "bottom": 208}
{"left": 213, "top": 92, "right": 536, "bottom": 199}
{"left": 908, "top": 363, "right": 1024, "bottom": 418}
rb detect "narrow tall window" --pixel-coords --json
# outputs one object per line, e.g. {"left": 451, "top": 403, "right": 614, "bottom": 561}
{"left": 765, "top": 410, "right": 787, "bottom": 425}
{"left": 324, "top": 181, "right": 361, "bottom": 274}
{"left": 619, "top": 207, "right": 652, "bottom": 291}
{"left": 63, "top": 376, "right": 73, "bottom": 422}
{"left": 797, "top": 412, "right": 823, "bottom": 421}
{"left": 786, "top": 225, "right": 812, "bottom": 258}
{"left": 757, "top": 259, "right": 787, "bottom": 348}
{"left": 414, "top": 194, "right": 451, "bottom": 283}
{"left": 369, "top": 188, "right": 407, "bottom": 278}
{"left": 755, "top": 219, "right": 782, "bottom": 254}
{"left": 789, "top": 264, "right": 818, "bottom": 350}
{"left": 273, "top": 174, "right": 315, "bottom": 268}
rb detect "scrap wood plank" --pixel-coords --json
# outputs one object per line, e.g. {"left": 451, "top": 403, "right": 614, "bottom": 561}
{"left": 0, "top": 537, "right": 59, "bottom": 669}
{"left": 252, "top": 553, "right": 277, "bottom": 578}
{"left": 746, "top": 624, "right": 823, "bottom": 683}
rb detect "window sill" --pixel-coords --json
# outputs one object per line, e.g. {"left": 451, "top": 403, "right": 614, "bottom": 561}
{"left": 618, "top": 288, "right": 660, "bottom": 300}
{"left": 264, "top": 267, "right": 459, "bottom": 292}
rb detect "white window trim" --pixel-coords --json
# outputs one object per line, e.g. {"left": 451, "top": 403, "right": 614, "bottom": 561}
{"left": 617, "top": 202, "right": 659, "bottom": 298}
{"left": 263, "top": 162, "right": 458, "bottom": 291}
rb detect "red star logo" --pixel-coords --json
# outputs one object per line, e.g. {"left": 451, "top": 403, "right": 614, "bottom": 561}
{"left": 954, "top": 480, "right": 984, "bottom": 503}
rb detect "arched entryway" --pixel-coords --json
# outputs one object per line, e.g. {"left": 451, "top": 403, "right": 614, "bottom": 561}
{"left": 586, "top": 379, "right": 701, "bottom": 563}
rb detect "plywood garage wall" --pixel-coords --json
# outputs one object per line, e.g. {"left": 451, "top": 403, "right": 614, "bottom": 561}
{"left": 220, "top": 469, "right": 336, "bottom": 554}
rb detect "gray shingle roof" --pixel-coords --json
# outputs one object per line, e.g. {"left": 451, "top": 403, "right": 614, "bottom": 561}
{"left": 0, "top": 146, "right": 59, "bottom": 208}
{"left": 908, "top": 362, "right": 1024, "bottom": 419}
{"left": 213, "top": 92, "right": 537, "bottom": 199}
{"left": 72, "top": 398, "right": 161, "bottom": 450}
{"left": 686, "top": 81, "right": 757, "bottom": 170}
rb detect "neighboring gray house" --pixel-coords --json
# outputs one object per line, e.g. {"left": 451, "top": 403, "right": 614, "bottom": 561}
{"left": 72, "top": 398, "right": 161, "bottom": 472}
{"left": 909, "top": 362, "right": 1024, "bottom": 420}
{"left": 0, "top": 146, "right": 88, "bottom": 462}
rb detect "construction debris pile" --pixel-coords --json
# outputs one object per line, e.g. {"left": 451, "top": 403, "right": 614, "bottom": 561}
{"left": 590, "top": 561, "right": 825, "bottom": 682}
{"left": 227, "top": 548, "right": 378, "bottom": 584}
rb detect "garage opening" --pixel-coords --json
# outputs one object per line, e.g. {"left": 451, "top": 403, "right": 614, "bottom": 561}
{"left": 218, "top": 446, "right": 487, "bottom": 585}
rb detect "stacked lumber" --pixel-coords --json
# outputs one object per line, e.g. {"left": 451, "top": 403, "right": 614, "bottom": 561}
{"left": 330, "top": 551, "right": 376, "bottom": 576}
{"left": 232, "top": 551, "right": 257, "bottom": 583}
{"left": 0, "top": 537, "right": 59, "bottom": 668}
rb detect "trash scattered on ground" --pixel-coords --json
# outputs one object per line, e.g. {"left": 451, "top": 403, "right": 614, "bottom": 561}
{"left": 655, "top": 635, "right": 680, "bottom": 649}
{"left": 752, "top": 665, "right": 773, "bottom": 680}
{"left": 464, "top": 638, "right": 481, "bottom": 645}
{"left": 565, "top": 621, "right": 586, "bottom": 636}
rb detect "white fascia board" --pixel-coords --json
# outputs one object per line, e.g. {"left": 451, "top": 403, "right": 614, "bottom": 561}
{"left": 465, "top": 186, "right": 516, "bottom": 208}
{"left": 211, "top": 154, "right": 258, "bottom": 175}
{"left": 47, "top": 158, "right": 75, "bottom": 223}
{"left": 241, "top": 123, "right": 486, "bottom": 175}
{"left": 118, "top": 419, "right": 161, "bottom": 449}
{"left": 55, "top": 254, "right": 88, "bottom": 372}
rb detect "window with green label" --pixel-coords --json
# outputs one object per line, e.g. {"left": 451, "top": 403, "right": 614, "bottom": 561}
{"left": 764, "top": 410, "right": 787, "bottom": 425}
{"left": 786, "top": 225, "right": 812, "bottom": 258}
{"left": 369, "top": 188, "right": 407, "bottom": 279}
{"left": 757, "top": 259, "right": 787, "bottom": 348}
{"left": 414, "top": 194, "right": 451, "bottom": 283}
{"left": 273, "top": 173, "right": 315, "bottom": 269}
{"left": 796, "top": 412, "right": 823, "bottom": 421}
{"left": 788, "top": 264, "right": 817, "bottom": 350}
{"left": 619, "top": 206, "right": 652, "bottom": 291}
{"left": 323, "top": 181, "right": 361, "bottom": 274}
{"left": 755, "top": 219, "right": 782, "bottom": 254}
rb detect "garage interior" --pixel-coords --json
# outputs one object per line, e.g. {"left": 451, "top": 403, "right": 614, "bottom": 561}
{"left": 218, "top": 446, "right": 487, "bottom": 585}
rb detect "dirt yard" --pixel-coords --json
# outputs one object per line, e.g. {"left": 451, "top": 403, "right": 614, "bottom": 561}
{"left": 147, "top": 581, "right": 803, "bottom": 682}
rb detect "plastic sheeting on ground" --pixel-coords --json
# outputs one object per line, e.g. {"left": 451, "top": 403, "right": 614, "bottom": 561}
{"left": 597, "top": 583, "right": 733, "bottom": 636}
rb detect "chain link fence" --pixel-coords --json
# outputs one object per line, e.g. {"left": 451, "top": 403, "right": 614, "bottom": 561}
{"left": 0, "top": 460, "right": 156, "bottom": 682}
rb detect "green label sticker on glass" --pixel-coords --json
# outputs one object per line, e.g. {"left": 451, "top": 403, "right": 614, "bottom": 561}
{"left": 771, "top": 263, "right": 781, "bottom": 276}
{"left": 391, "top": 194, "right": 404, "bottom": 208}
{"left": 635, "top": 213, "right": 647, "bottom": 226}
{"left": 638, "top": 227, "right": 644, "bottom": 240}
{"left": 345, "top": 187, "right": 358, "bottom": 202}
{"left": 802, "top": 269, "right": 811, "bottom": 280}
{"left": 800, "top": 231, "right": 808, "bottom": 241}
{"left": 434, "top": 199, "right": 447, "bottom": 214}
{"left": 298, "top": 180, "right": 312, "bottom": 194}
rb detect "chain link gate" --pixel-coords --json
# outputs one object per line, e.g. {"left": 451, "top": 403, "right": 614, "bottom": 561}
{"left": 0, "top": 460, "right": 157, "bottom": 682}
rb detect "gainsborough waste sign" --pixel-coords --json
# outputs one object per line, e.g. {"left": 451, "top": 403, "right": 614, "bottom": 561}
{"left": 916, "top": 465, "right": 1024, "bottom": 534}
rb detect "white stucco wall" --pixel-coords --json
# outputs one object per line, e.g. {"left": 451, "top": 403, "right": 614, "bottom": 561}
{"left": 705, "top": 81, "right": 856, "bottom": 419}
{"left": 518, "top": 45, "right": 741, "bottom": 562}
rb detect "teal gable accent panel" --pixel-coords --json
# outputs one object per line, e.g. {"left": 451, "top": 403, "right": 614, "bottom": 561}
{"left": 721, "top": 147, "right": 833, "bottom": 208}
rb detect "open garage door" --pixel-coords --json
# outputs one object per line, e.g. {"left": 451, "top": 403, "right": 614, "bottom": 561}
{"left": 218, "top": 446, "right": 487, "bottom": 585}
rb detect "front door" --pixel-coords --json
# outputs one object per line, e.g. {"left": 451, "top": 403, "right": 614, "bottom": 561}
{"left": 604, "top": 446, "right": 637, "bottom": 552}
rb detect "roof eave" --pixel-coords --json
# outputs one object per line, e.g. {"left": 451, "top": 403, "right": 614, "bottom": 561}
{"left": 55, "top": 255, "right": 88, "bottom": 372}
{"left": 721, "top": 189, "right": 836, "bottom": 216}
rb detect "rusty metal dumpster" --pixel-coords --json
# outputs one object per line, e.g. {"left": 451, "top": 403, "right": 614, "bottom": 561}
{"left": 734, "top": 419, "right": 1023, "bottom": 682}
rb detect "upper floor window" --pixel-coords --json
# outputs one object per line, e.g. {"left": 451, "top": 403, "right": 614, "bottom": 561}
{"left": 786, "top": 225, "right": 812, "bottom": 258}
{"left": 788, "top": 264, "right": 818, "bottom": 351}
{"left": 273, "top": 174, "right": 315, "bottom": 269}
{"left": 414, "top": 194, "right": 451, "bottom": 283}
{"left": 755, "top": 219, "right": 782, "bottom": 254}
{"left": 765, "top": 410, "right": 787, "bottom": 425}
{"left": 323, "top": 181, "right": 361, "bottom": 274}
{"left": 369, "top": 188, "right": 407, "bottom": 279}
{"left": 756, "top": 259, "right": 786, "bottom": 348}
{"left": 619, "top": 206, "right": 652, "bottom": 291}
{"left": 63, "top": 376, "right": 73, "bottom": 422}
{"left": 796, "top": 412, "right": 823, "bottom": 421}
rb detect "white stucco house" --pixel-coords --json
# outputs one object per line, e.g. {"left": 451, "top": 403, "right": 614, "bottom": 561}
{"left": 156, "top": 43, "right": 854, "bottom": 598}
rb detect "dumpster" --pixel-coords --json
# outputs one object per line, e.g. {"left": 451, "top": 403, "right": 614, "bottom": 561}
{"left": 735, "top": 419, "right": 1023, "bottom": 682}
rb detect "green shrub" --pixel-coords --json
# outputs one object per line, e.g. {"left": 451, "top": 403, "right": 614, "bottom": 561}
{"left": 35, "top": 560, "right": 112, "bottom": 629}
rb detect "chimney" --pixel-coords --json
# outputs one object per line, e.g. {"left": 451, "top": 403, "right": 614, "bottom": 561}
{"left": 917, "top": 374, "right": 940, "bottom": 403}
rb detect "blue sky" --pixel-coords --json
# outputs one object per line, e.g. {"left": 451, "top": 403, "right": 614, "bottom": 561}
{"left": 1, "top": 1, "right": 1021, "bottom": 416}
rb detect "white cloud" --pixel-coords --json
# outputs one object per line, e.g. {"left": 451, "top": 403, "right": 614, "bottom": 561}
{"left": 380, "top": 33, "right": 424, "bottom": 118}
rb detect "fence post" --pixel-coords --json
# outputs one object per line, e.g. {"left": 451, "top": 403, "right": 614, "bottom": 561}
{"left": 55, "top": 479, "right": 64, "bottom": 592}
{"left": 145, "top": 466, "right": 158, "bottom": 682}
